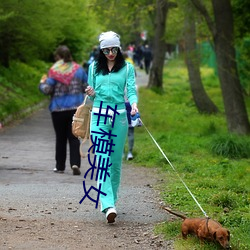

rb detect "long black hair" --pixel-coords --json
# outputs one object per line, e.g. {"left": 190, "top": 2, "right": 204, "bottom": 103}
{"left": 95, "top": 48, "right": 126, "bottom": 75}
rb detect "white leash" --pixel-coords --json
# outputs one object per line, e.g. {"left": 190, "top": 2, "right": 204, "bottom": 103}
{"left": 139, "top": 118, "right": 209, "bottom": 218}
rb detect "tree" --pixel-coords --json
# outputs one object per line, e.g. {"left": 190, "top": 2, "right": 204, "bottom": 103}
{"left": 232, "top": 0, "right": 250, "bottom": 40}
{"left": 191, "top": 0, "right": 250, "bottom": 134}
{"left": 232, "top": 0, "right": 250, "bottom": 96}
{"left": 184, "top": 1, "right": 218, "bottom": 114}
{"left": 148, "top": 0, "right": 177, "bottom": 89}
{"left": 90, "top": 0, "right": 155, "bottom": 47}
{"left": 0, "top": 0, "right": 98, "bottom": 66}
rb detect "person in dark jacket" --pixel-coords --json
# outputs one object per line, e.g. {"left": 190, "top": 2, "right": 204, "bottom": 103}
{"left": 143, "top": 44, "right": 152, "bottom": 74}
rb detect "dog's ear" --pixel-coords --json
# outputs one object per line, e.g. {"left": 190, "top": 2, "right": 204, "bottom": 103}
{"left": 213, "top": 231, "right": 217, "bottom": 240}
{"left": 227, "top": 230, "right": 230, "bottom": 240}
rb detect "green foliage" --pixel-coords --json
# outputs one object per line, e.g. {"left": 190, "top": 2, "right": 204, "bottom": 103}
{"left": 0, "top": 0, "right": 100, "bottom": 66}
{"left": 91, "top": 0, "right": 155, "bottom": 46}
{"left": 165, "top": 0, "right": 213, "bottom": 45}
{"left": 232, "top": 0, "right": 250, "bottom": 39}
{"left": 130, "top": 58, "right": 250, "bottom": 249}
{"left": 165, "top": 2, "right": 184, "bottom": 44}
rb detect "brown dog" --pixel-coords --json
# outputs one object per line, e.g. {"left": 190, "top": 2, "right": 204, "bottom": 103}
{"left": 162, "top": 207, "right": 231, "bottom": 249}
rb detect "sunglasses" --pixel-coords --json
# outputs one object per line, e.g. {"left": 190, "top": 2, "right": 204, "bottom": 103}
{"left": 102, "top": 47, "right": 119, "bottom": 55}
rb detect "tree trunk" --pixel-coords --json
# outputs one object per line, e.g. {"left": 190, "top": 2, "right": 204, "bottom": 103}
{"left": 212, "top": 0, "right": 250, "bottom": 134}
{"left": 191, "top": 0, "right": 250, "bottom": 134}
{"left": 147, "top": 0, "right": 169, "bottom": 89}
{"left": 184, "top": 4, "right": 218, "bottom": 114}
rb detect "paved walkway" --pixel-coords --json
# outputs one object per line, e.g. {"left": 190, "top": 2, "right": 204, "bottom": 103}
{"left": 0, "top": 71, "right": 174, "bottom": 249}
{"left": 135, "top": 68, "right": 149, "bottom": 87}
{"left": 0, "top": 106, "right": 164, "bottom": 225}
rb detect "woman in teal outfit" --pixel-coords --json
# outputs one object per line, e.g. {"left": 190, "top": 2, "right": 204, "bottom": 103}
{"left": 86, "top": 31, "right": 138, "bottom": 223}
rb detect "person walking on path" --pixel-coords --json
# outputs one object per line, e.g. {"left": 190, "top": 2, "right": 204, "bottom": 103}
{"left": 39, "top": 45, "right": 88, "bottom": 175}
{"left": 123, "top": 51, "right": 137, "bottom": 160}
{"left": 143, "top": 44, "right": 153, "bottom": 75}
{"left": 85, "top": 31, "right": 138, "bottom": 223}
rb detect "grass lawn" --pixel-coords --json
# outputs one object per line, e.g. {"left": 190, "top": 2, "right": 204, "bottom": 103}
{"left": 128, "top": 58, "right": 250, "bottom": 250}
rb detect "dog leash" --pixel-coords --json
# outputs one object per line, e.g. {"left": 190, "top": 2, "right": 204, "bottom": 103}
{"left": 139, "top": 118, "right": 209, "bottom": 218}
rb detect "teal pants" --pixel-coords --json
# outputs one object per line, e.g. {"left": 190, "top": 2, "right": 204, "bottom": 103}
{"left": 90, "top": 109, "right": 128, "bottom": 212}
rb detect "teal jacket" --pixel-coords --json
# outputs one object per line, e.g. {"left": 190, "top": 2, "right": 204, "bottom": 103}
{"left": 87, "top": 62, "right": 138, "bottom": 110}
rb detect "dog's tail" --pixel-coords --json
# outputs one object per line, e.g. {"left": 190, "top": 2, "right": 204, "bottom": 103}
{"left": 162, "top": 206, "right": 187, "bottom": 220}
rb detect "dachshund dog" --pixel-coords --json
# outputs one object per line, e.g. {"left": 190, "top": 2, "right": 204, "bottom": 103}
{"left": 162, "top": 207, "right": 231, "bottom": 249}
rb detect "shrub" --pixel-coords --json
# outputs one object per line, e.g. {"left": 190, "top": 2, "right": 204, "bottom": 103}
{"left": 210, "top": 135, "right": 250, "bottom": 159}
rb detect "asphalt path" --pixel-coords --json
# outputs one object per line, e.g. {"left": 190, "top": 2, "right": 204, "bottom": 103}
{"left": 0, "top": 106, "right": 166, "bottom": 223}
{"left": 0, "top": 69, "right": 172, "bottom": 249}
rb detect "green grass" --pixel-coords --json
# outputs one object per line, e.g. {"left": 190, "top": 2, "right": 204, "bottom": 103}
{"left": 129, "top": 58, "right": 250, "bottom": 250}
{"left": 1, "top": 57, "right": 249, "bottom": 249}
{"left": 0, "top": 60, "right": 50, "bottom": 123}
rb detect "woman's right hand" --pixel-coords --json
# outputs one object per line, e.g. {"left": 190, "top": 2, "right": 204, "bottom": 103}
{"left": 85, "top": 86, "right": 95, "bottom": 97}
{"left": 131, "top": 103, "right": 138, "bottom": 116}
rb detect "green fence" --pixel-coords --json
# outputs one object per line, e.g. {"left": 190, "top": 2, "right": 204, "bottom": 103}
{"left": 198, "top": 39, "right": 250, "bottom": 95}
{"left": 198, "top": 41, "right": 217, "bottom": 74}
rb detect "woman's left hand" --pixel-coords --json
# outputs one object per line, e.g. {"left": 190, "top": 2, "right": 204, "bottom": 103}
{"left": 131, "top": 103, "right": 138, "bottom": 116}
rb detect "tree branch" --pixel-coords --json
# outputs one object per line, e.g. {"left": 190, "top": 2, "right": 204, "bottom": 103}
{"left": 190, "top": 0, "right": 216, "bottom": 37}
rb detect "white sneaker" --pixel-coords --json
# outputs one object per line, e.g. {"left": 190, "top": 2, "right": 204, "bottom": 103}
{"left": 53, "top": 168, "right": 64, "bottom": 173}
{"left": 106, "top": 207, "right": 117, "bottom": 223}
{"left": 127, "top": 152, "right": 133, "bottom": 160}
{"left": 72, "top": 165, "right": 81, "bottom": 175}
